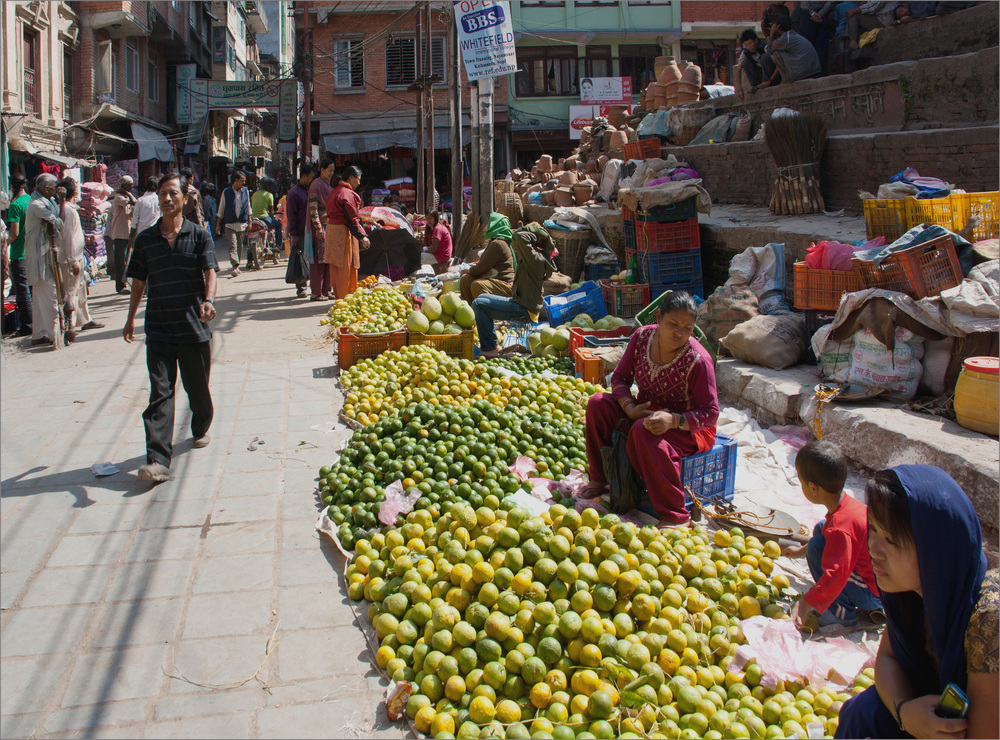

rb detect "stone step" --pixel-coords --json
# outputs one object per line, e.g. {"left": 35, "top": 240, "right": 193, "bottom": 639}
{"left": 716, "top": 358, "right": 1000, "bottom": 545}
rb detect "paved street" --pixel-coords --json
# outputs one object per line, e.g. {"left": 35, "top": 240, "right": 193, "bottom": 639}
{"left": 0, "top": 249, "right": 405, "bottom": 739}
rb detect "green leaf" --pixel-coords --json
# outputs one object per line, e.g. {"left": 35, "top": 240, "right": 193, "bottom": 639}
{"left": 620, "top": 689, "right": 651, "bottom": 709}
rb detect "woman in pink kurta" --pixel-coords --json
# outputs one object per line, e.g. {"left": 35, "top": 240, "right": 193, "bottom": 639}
{"left": 423, "top": 211, "right": 452, "bottom": 263}
{"left": 307, "top": 159, "right": 335, "bottom": 299}
{"left": 582, "top": 291, "right": 719, "bottom": 526}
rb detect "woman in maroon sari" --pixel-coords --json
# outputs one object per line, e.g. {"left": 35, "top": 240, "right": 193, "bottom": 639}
{"left": 582, "top": 291, "right": 719, "bottom": 526}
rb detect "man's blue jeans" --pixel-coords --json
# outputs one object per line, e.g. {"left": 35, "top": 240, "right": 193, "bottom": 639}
{"left": 472, "top": 294, "right": 529, "bottom": 351}
{"left": 806, "top": 521, "right": 883, "bottom": 620}
{"left": 261, "top": 216, "right": 282, "bottom": 250}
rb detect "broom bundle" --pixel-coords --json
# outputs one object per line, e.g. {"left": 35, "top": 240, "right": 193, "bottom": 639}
{"left": 764, "top": 112, "right": 828, "bottom": 215}
{"left": 454, "top": 211, "right": 486, "bottom": 262}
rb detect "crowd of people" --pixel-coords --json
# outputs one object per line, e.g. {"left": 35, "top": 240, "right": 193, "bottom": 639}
{"left": 734, "top": 1, "right": 983, "bottom": 98}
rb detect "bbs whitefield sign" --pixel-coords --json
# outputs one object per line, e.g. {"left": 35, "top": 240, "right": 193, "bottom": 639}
{"left": 454, "top": 1, "right": 518, "bottom": 81}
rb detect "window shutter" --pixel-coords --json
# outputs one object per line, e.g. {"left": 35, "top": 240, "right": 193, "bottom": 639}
{"left": 334, "top": 40, "right": 351, "bottom": 87}
{"left": 97, "top": 40, "right": 113, "bottom": 95}
{"left": 431, "top": 37, "right": 446, "bottom": 83}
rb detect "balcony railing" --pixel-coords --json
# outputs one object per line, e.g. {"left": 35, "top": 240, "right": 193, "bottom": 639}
{"left": 23, "top": 68, "right": 39, "bottom": 116}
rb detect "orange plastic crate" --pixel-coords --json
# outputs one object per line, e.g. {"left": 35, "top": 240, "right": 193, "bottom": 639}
{"left": 792, "top": 263, "right": 863, "bottom": 311}
{"left": 863, "top": 199, "right": 908, "bottom": 242}
{"left": 950, "top": 191, "right": 999, "bottom": 241}
{"left": 568, "top": 325, "right": 633, "bottom": 355}
{"left": 407, "top": 330, "right": 475, "bottom": 359}
{"left": 337, "top": 328, "right": 407, "bottom": 371}
{"left": 852, "top": 235, "right": 962, "bottom": 299}
{"left": 622, "top": 138, "right": 661, "bottom": 161}
{"left": 599, "top": 280, "right": 651, "bottom": 319}
{"left": 574, "top": 347, "right": 606, "bottom": 385}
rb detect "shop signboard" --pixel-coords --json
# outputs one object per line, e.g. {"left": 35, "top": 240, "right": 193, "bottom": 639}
{"left": 453, "top": 1, "right": 518, "bottom": 81}
{"left": 569, "top": 105, "right": 633, "bottom": 140}
{"left": 580, "top": 77, "right": 633, "bottom": 105}
{"left": 188, "top": 79, "right": 298, "bottom": 148}
{"left": 176, "top": 64, "right": 196, "bottom": 125}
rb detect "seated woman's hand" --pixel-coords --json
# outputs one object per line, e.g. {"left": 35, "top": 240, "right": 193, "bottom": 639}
{"left": 900, "top": 695, "right": 969, "bottom": 739}
{"left": 642, "top": 410, "right": 676, "bottom": 435}
{"left": 624, "top": 400, "right": 653, "bottom": 421}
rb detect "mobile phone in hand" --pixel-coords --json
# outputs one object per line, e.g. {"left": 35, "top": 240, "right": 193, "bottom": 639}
{"left": 936, "top": 683, "right": 970, "bottom": 719}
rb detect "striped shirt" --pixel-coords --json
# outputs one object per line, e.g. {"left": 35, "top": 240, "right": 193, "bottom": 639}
{"left": 126, "top": 218, "right": 219, "bottom": 344}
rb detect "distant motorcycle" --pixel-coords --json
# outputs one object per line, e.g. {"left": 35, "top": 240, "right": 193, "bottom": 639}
{"left": 246, "top": 217, "right": 280, "bottom": 270}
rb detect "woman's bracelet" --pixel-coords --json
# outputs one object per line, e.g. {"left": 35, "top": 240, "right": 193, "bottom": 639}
{"left": 893, "top": 699, "right": 910, "bottom": 732}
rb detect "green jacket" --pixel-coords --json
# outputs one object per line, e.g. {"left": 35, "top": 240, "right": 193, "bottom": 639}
{"left": 510, "top": 223, "right": 555, "bottom": 314}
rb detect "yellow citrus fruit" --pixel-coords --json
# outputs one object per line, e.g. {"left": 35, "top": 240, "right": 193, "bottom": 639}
{"left": 414, "top": 705, "right": 436, "bottom": 734}
{"left": 739, "top": 595, "right": 763, "bottom": 619}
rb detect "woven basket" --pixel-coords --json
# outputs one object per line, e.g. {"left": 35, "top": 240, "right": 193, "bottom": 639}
{"left": 495, "top": 179, "right": 515, "bottom": 195}
{"left": 498, "top": 193, "right": 523, "bottom": 226}
{"left": 547, "top": 227, "right": 593, "bottom": 283}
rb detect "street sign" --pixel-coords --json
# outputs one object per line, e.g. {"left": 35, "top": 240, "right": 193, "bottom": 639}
{"left": 569, "top": 105, "right": 634, "bottom": 140}
{"left": 187, "top": 79, "right": 298, "bottom": 148}
{"left": 453, "top": 1, "right": 517, "bottom": 81}
{"left": 176, "top": 64, "right": 196, "bottom": 124}
{"left": 580, "top": 77, "right": 633, "bottom": 105}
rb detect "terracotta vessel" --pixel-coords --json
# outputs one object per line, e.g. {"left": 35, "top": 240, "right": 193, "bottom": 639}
{"left": 597, "top": 154, "right": 609, "bottom": 170}
{"left": 608, "top": 105, "right": 629, "bottom": 129}
{"left": 558, "top": 157, "right": 566, "bottom": 170}
{"left": 573, "top": 179, "right": 595, "bottom": 204}
{"left": 557, "top": 170, "right": 577, "bottom": 186}
{"left": 537, "top": 154, "right": 554, "bottom": 172}
{"left": 680, "top": 59, "right": 702, "bottom": 89}
{"left": 609, "top": 130, "right": 628, "bottom": 150}
{"left": 653, "top": 82, "right": 667, "bottom": 110}
{"left": 658, "top": 56, "right": 681, "bottom": 87}
{"left": 586, "top": 158, "right": 599, "bottom": 173}
{"left": 543, "top": 190, "right": 556, "bottom": 205}
{"left": 554, "top": 187, "right": 575, "bottom": 207}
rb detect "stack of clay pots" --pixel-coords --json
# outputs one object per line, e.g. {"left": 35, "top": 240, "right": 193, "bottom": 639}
{"left": 512, "top": 153, "right": 600, "bottom": 208}
{"left": 644, "top": 56, "right": 702, "bottom": 110}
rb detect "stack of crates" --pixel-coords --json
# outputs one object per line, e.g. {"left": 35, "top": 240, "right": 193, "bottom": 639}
{"left": 622, "top": 195, "right": 704, "bottom": 299}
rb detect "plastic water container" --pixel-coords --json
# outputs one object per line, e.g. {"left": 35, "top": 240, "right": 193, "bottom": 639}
{"left": 954, "top": 357, "right": 999, "bottom": 436}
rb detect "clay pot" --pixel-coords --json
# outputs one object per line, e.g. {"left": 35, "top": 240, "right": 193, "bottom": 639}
{"left": 586, "top": 158, "right": 599, "bottom": 173}
{"left": 537, "top": 154, "right": 554, "bottom": 172}
{"left": 654, "top": 56, "right": 673, "bottom": 82}
{"left": 608, "top": 105, "right": 629, "bottom": 129}
{"left": 543, "top": 178, "right": 557, "bottom": 190}
{"left": 558, "top": 157, "right": 566, "bottom": 170}
{"left": 572, "top": 180, "right": 595, "bottom": 204}
{"left": 527, "top": 183, "right": 542, "bottom": 194}
{"left": 564, "top": 154, "right": 579, "bottom": 170}
{"left": 609, "top": 130, "right": 628, "bottom": 150}
{"left": 542, "top": 190, "right": 555, "bottom": 205}
{"left": 557, "top": 170, "right": 577, "bottom": 186}
{"left": 554, "top": 187, "right": 575, "bottom": 207}
{"left": 598, "top": 154, "right": 609, "bottom": 170}
{"left": 652, "top": 82, "right": 667, "bottom": 110}
{"left": 680, "top": 60, "right": 703, "bottom": 89}
{"left": 658, "top": 56, "right": 681, "bottom": 87}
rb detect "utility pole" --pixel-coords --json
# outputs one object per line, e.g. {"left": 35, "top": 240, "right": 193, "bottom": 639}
{"left": 302, "top": 0, "right": 312, "bottom": 162}
{"left": 415, "top": 8, "right": 425, "bottom": 215}
{"left": 469, "top": 81, "right": 479, "bottom": 218}
{"left": 449, "top": 7, "right": 463, "bottom": 239}
{"left": 425, "top": 1, "right": 435, "bottom": 213}
{"left": 476, "top": 77, "right": 494, "bottom": 218}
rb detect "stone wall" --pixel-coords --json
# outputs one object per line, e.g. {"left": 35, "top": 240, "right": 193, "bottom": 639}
{"left": 869, "top": 2, "right": 999, "bottom": 67}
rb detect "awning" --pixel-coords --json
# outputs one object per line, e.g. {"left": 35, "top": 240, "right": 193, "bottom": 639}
{"left": 323, "top": 127, "right": 470, "bottom": 155}
{"left": 131, "top": 122, "right": 175, "bottom": 162}
{"left": 6, "top": 135, "right": 94, "bottom": 168}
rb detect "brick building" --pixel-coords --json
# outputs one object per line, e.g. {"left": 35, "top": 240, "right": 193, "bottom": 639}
{"left": 67, "top": 0, "right": 216, "bottom": 183}
{"left": 297, "top": 1, "right": 505, "bottom": 197}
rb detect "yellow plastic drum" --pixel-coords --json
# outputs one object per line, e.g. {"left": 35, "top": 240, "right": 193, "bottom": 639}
{"left": 954, "top": 357, "right": 999, "bottom": 436}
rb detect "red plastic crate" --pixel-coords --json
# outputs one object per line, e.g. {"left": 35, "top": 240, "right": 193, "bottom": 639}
{"left": 633, "top": 217, "right": 700, "bottom": 254}
{"left": 337, "top": 328, "right": 407, "bottom": 371}
{"left": 793, "top": 263, "right": 863, "bottom": 311}
{"left": 599, "top": 280, "right": 651, "bottom": 319}
{"left": 852, "top": 235, "right": 962, "bottom": 299}
{"left": 568, "top": 325, "right": 633, "bottom": 355}
{"left": 622, "top": 138, "right": 661, "bottom": 161}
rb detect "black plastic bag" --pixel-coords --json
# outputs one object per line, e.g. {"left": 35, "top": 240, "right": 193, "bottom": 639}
{"left": 601, "top": 420, "right": 642, "bottom": 514}
{"left": 285, "top": 247, "right": 308, "bottom": 284}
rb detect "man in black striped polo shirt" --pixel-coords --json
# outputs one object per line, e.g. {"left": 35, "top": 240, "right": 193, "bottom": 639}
{"left": 124, "top": 171, "right": 220, "bottom": 483}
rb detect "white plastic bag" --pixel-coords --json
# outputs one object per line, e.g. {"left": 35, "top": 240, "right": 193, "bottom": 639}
{"left": 848, "top": 328, "right": 925, "bottom": 399}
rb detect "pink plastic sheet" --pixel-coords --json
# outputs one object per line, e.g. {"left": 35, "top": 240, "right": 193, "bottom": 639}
{"left": 378, "top": 480, "right": 422, "bottom": 526}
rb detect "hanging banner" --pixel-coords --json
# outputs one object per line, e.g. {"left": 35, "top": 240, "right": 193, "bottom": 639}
{"left": 569, "top": 105, "right": 634, "bottom": 140}
{"left": 580, "top": 77, "right": 633, "bottom": 105}
{"left": 453, "top": 1, "right": 518, "bottom": 81}
{"left": 176, "top": 64, "right": 197, "bottom": 125}
{"left": 188, "top": 79, "right": 298, "bottom": 146}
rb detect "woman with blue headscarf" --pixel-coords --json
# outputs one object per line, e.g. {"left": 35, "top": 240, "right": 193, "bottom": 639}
{"left": 836, "top": 465, "right": 998, "bottom": 739}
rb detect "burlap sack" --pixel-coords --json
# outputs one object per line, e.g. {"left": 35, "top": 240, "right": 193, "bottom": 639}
{"left": 696, "top": 286, "right": 760, "bottom": 349}
{"left": 722, "top": 314, "right": 807, "bottom": 369}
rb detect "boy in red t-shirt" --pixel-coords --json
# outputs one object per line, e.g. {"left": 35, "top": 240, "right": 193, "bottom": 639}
{"left": 783, "top": 440, "right": 883, "bottom": 628}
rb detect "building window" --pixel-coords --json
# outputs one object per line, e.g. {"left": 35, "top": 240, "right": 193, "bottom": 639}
{"left": 585, "top": 45, "right": 612, "bottom": 77}
{"left": 386, "top": 36, "right": 446, "bottom": 87}
{"left": 575, "top": 1, "right": 617, "bottom": 6}
{"left": 22, "top": 28, "right": 39, "bottom": 116}
{"left": 520, "top": 1, "right": 565, "bottom": 7}
{"left": 626, "top": 1, "right": 672, "bottom": 5}
{"left": 228, "top": 31, "right": 237, "bottom": 71}
{"left": 619, "top": 44, "right": 660, "bottom": 91}
{"left": 334, "top": 39, "right": 364, "bottom": 90}
{"left": 190, "top": 2, "right": 198, "bottom": 29}
{"left": 515, "top": 47, "right": 576, "bottom": 97}
{"left": 63, "top": 50, "right": 73, "bottom": 116}
{"left": 148, "top": 55, "right": 159, "bottom": 101}
{"left": 97, "top": 40, "right": 115, "bottom": 99}
{"left": 126, "top": 38, "right": 140, "bottom": 92}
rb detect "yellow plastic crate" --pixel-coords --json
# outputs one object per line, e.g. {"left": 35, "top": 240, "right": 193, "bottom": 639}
{"left": 950, "top": 192, "right": 999, "bottom": 241}
{"left": 905, "top": 195, "right": 955, "bottom": 233}
{"left": 863, "top": 199, "right": 908, "bottom": 242}
{"left": 407, "top": 330, "right": 475, "bottom": 359}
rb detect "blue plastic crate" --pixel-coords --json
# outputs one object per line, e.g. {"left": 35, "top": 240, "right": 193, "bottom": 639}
{"left": 543, "top": 280, "right": 608, "bottom": 326}
{"left": 647, "top": 278, "right": 705, "bottom": 301}
{"left": 638, "top": 249, "right": 702, "bottom": 287}
{"left": 635, "top": 434, "right": 737, "bottom": 515}
{"left": 585, "top": 262, "right": 621, "bottom": 282}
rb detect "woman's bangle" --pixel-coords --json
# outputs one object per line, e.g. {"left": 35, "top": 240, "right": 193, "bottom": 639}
{"left": 894, "top": 699, "right": 909, "bottom": 732}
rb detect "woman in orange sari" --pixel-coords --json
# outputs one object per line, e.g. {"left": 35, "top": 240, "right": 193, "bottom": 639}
{"left": 325, "top": 166, "right": 370, "bottom": 299}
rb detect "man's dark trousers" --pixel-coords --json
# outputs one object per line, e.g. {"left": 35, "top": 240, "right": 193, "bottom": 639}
{"left": 143, "top": 341, "right": 213, "bottom": 466}
{"left": 113, "top": 238, "right": 129, "bottom": 293}
{"left": 9, "top": 258, "right": 32, "bottom": 331}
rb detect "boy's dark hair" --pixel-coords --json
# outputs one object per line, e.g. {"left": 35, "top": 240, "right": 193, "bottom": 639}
{"left": 866, "top": 469, "right": 915, "bottom": 548}
{"left": 144, "top": 176, "right": 159, "bottom": 193}
{"left": 740, "top": 28, "right": 759, "bottom": 43}
{"left": 179, "top": 167, "right": 194, "bottom": 179}
{"left": 299, "top": 163, "right": 315, "bottom": 178}
{"left": 11, "top": 174, "right": 27, "bottom": 192}
{"left": 774, "top": 16, "right": 792, "bottom": 33}
{"left": 795, "top": 440, "right": 848, "bottom": 493}
{"left": 158, "top": 170, "right": 189, "bottom": 194}
{"left": 231, "top": 169, "right": 246, "bottom": 183}
{"left": 58, "top": 177, "right": 78, "bottom": 199}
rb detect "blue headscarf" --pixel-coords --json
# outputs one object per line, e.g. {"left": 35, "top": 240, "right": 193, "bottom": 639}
{"left": 881, "top": 465, "right": 987, "bottom": 695}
